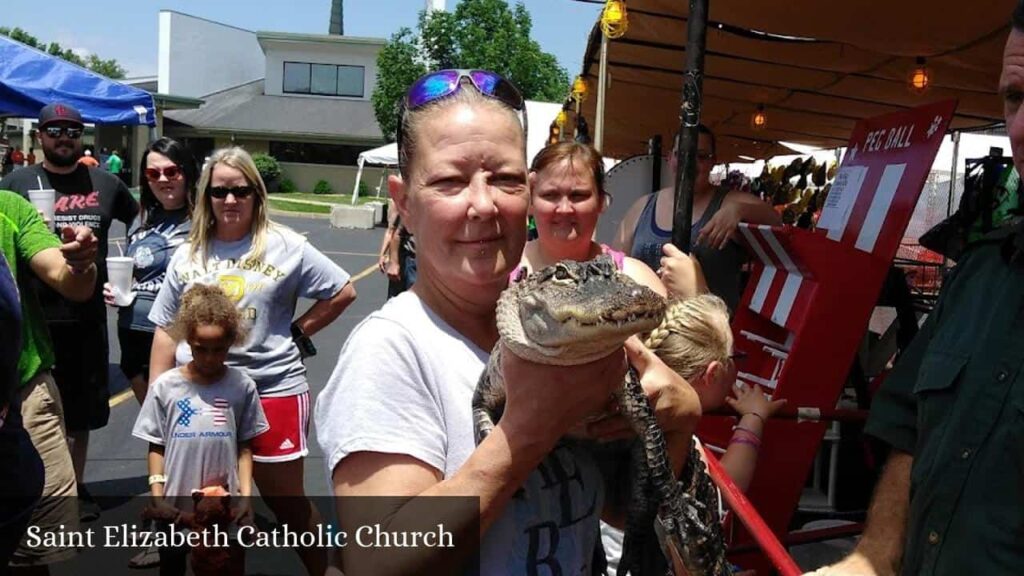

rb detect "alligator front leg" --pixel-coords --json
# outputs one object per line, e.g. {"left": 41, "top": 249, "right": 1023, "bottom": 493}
{"left": 472, "top": 345, "right": 506, "bottom": 445}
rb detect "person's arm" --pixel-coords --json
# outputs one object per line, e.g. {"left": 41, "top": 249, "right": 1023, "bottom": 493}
{"left": 698, "top": 192, "right": 783, "bottom": 250}
{"left": 808, "top": 451, "right": 912, "bottom": 576}
{"left": 385, "top": 228, "right": 402, "bottom": 281}
{"left": 28, "top": 226, "right": 98, "bottom": 302}
{"left": 378, "top": 226, "right": 395, "bottom": 272}
{"left": 622, "top": 256, "right": 668, "bottom": 297}
{"left": 332, "top": 343, "right": 629, "bottom": 575}
{"left": 113, "top": 179, "right": 140, "bottom": 225}
{"left": 612, "top": 194, "right": 650, "bottom": 254}
{"left": 294, "top": 282, "right": 357, "bottom": 338}
{"left": 148, "top": 327, "right": 177, "bottom": 385}
{"left": 720, "top": 382, "right": 786, "bottom": 492}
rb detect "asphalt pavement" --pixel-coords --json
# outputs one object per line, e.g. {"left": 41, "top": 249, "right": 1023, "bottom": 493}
{"left": 89, "top": 214, "right": 388, "bottom": 497}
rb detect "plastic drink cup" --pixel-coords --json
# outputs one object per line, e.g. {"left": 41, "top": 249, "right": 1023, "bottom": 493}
{"left": 106, "top": 256, "right": 134, "bottom": 298}
{"left": 28, "top": 189, "right": 55, "bottom": 226}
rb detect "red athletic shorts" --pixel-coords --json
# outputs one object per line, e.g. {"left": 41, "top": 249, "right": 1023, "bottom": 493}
{"left": 250, "top": 392, "right": 310, "bottom": 463}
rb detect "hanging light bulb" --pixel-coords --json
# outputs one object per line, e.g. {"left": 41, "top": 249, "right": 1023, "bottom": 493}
{"left": 549, "top": 121, "right": 562, "bottom": 145}
{"left": 555, "top": 109, "right": 568, "bottom": 129}
{"left": 909, "top": 57, "right": 929, "bottom": 94}
{"left": 601, "top": 0, "right": 629, "bottom": 39}
{"left": 751, "top": 104, "right": 768, "bottom": 131}
{"left": 571, "top": 76, "right": 589, "bottom": 103}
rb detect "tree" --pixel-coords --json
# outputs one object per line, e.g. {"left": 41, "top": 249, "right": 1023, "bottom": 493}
{"left": 0, "top": 26, "right": 126, "bottom": 79}
{"left": 372, "top": 0, "right": 570, "bottom": 142}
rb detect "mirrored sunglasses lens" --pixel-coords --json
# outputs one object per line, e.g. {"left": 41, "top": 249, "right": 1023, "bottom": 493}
{"left": 471, "top": 71, "right": 523, "bottom": 109}
{"left": 407, "top": 71, "right": 459, "bottom": 108}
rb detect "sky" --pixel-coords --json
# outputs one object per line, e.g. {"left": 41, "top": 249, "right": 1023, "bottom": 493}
{"left": 2, "top": 0, "right": 602, "bottom": 80}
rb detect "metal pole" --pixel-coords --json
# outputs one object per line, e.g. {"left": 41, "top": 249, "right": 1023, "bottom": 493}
{"left": 947, "top": 131, "right": 961, "bottom": 218}
{"left": 595, "top": 34, "right": 609, "bottom": 151}
{"left": 672, "top": 0, "right": 710, "bottom": 252}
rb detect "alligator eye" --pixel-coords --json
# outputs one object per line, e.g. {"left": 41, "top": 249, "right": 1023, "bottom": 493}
{"left": 553, "top": 265, "right": 573, "bottom": 283}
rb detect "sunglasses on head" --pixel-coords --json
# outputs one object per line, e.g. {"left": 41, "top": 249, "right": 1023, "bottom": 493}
{"left": 207, "top": 185, "right": 256, "bottom": 200}
{"left": 397, "top": 69, "right": 527, "bottom": 156}
{"left": 43, "top": 126, "right": 83, "bottom": 139}
{"left": 144, "top": 166, "right": 182, "bottom": 181}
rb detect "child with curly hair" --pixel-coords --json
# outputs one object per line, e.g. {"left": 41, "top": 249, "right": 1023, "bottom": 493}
{"left": 132, "top": 284, "right": 268, "bottom": 574}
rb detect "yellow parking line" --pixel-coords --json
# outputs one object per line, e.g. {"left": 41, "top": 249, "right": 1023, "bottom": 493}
{"left": 108, "top": 389, "right": 134, "bottom": 408}
{"left": 109, "top": 262, "right": 379, "bottom": 409}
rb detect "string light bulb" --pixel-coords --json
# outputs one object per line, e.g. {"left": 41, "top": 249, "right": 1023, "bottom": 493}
{"left": 751, "top": 104, "right": 768, "bottom": 131}
{"left": 555, "top": 109, "right": 568, "bottom": 128}
{"left": 571, "top": 76, "right": 589, "bottom": 103}
{"left": 909, "top": 57, "right": 929, "bottom": 94}
{"left": 600, "top": 0, "right": 629, "bottom": 39}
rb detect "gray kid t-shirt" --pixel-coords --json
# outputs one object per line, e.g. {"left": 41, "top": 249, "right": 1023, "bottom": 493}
{"left": 149, "top": 226, "right": 350, "bottom": 396}
{"left": 133, "top": 366, "right": 269, "bottom": 496}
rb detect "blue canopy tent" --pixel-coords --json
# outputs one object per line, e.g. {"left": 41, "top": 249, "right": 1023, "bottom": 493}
{"left": 0, "top": 35, "right": 155, "bottom": 125}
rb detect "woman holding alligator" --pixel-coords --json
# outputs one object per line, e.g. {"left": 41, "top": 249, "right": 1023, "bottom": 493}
{"left": 314, "top": 70, "right": 701, "bottom": 575}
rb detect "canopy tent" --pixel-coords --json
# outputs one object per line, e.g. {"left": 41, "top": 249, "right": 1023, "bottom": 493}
{"left": 569, "top": 0, "right": 1011, "bottom": 162}
{"left": 0, "top": 35, "right": 155, "bottom": 125}
{"left": 351, "top": 100, "right": 564, "bottom": 202}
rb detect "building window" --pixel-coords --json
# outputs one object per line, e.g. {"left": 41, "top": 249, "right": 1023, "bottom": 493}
{"left": 270, "top": 141, "right": 373, "bottom": 166}
{"left": 337, "top": 65, "right": 364, "bottom": 97}
{"left": 283, "top": 62, "right": 310, "bottom": 93}
{"left": 283, "top": 62, "right": 364, "bottom": 98}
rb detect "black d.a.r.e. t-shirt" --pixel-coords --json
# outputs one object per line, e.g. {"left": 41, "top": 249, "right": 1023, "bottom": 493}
{"left": 0, "top": 163, "right": 138, "bottom": 322}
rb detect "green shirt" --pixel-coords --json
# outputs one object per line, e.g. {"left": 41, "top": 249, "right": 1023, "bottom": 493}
{"left": 106, "top": 154, "right": 122, "bottom": 174}
{"left": 0, "top": 190, "right": 61, "bottom": 386}
{"left": 866, "top": 232, "right": 1024, "bottom": 575}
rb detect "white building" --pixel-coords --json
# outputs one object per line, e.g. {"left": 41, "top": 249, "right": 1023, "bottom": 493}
{"left": 159, "top": 10, "right": 387, "bottom": 193}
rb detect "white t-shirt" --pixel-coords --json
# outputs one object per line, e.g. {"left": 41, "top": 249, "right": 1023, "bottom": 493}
{"left": 149, "top": 225, "right": 350, "bottom": 397}
{"left": 315, "top": 291, "right": 605, "bottom": 574}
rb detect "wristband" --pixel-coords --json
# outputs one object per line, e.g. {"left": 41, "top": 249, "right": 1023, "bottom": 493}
{"left": 731, "top": 424, "right": 761, "bottom": 437}
{"left": 148, "top": 474, "right": 167, "bottom": 486}
{"left": 729, "top": 437, "right": 761, "bottom": 450}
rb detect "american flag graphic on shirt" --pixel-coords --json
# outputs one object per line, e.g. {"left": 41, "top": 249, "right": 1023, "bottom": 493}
{"left": 212, "top": 397, "right": 230, "bottom": 426}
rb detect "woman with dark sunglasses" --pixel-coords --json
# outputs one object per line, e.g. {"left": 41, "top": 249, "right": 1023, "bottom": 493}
{"left": 103, "top": 138, "right": 196, "bottom": 406}
{"left": 315, "top": 70, "right": 698, "bottom": 575}
{"left": 147, "top": 146, "right": 356, "bottom": 576}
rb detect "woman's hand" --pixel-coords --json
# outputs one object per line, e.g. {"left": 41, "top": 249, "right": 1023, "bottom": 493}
{"left": 658, "top": 243, "right": 708, "bottom": 299}
{"left": 103, "top": 281, "right": 135, "bottom": 307}
{"left": 232, "top": 499, "right": 254, "bottom": 527}
{"left": 499, "top": 342, "right": 628, "bottom": 448}
{"left": 697, "top": 202, "right": 742, "bottom": 250}
{"left": 725, "top": 382, "right": 786, "bottom": 421}
{"left": 584, "top": 337, "right": 702, "bottom": 442}
{"left": 385, "top": 258, "right": 401, "bottom": 281}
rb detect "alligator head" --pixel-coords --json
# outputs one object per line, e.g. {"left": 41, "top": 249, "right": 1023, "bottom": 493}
{"left": 497, "top": 255, "right": 666, "bottom": 365}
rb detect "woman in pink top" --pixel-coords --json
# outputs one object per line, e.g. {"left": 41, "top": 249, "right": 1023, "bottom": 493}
{"left": 515, "top": 142, "right": 667, "bottom": 295}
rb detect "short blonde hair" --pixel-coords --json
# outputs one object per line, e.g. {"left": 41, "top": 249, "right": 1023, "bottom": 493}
{"left": 190, "top": 147, "right": 273, "bottom": 263}
{"left": 643, "top": 294, "right": 733, "bottom": 381}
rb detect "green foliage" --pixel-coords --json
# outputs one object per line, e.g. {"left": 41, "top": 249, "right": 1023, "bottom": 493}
{"left": 372, "top": 0, "right": 570, "bottom": 141}
{"left": 372, "top": 28, "right": 428, "bottom": 142}
{"left": 251, "top": 153, "right": 282, "bottom": 183}
{"left": 279, "top": 178, "right": 297, "bottom": 193}
{"left": 358, "top": 180, "right": 373, "bottom": 198}
{"left": 313, "top": 180, "right": 333, "bottom": 195}
{"left": 0, "top": 26, "right": 126, "bottom": 79}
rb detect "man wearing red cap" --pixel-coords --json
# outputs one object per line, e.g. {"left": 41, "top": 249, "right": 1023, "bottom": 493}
{"left": 0, "top": 102, "right": 138, "bottom": 526}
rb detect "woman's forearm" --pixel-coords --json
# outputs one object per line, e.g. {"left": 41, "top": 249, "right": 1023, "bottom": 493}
{"left": 294, "top": 282, "right": 357, "bottom": 337}
{"left": 238, "top": 443, "right": 253, "bottom": 497}
{"left": 148, "top": 327, "right": 177, "bottom": 387}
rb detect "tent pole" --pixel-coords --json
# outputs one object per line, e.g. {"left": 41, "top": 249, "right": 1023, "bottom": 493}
{"left": 352, "top": 158, "right": 365, "bottom": 205}
{"left": 595, "top": 34, "right": 609, "bottom": 151}
{"left": 672, "top": 0, "right": 710, "bottom": 252}
{"left": 947, "top": 131, "right": 961, "bottom": 218}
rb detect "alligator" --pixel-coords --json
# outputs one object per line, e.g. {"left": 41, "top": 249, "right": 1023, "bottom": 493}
{"left": 471, "top": 255, "right": 730, "bottom": 576}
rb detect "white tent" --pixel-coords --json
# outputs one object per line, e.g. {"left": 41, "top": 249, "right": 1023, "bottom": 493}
{"left": 351, "top": 100, "right": 565, "bottom": 203}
